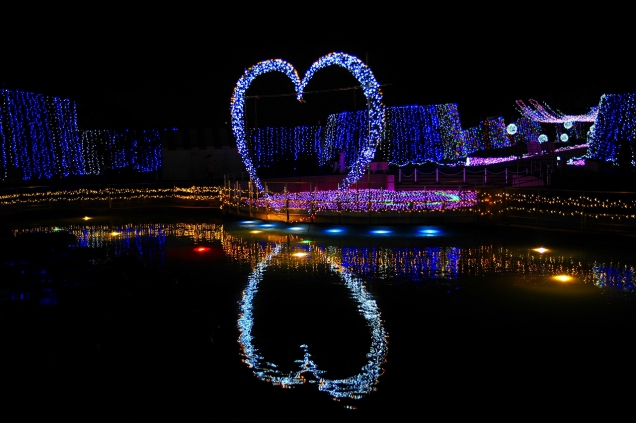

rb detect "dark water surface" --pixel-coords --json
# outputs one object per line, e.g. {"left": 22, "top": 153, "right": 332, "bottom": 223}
{"left": 2, "top": 208, "right": 635, "bottom": 422}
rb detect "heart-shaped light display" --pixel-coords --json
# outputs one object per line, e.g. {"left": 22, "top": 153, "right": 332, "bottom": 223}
{"left": 237, "top": 242, "right": 388, "bottom": 405}
{"left": 230, "top": 52, "right": 385, "bottom": 193}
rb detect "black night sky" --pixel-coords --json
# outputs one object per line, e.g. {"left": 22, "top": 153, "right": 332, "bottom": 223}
{"left": 2, "top": 8, "right": 632, "bottom": 132}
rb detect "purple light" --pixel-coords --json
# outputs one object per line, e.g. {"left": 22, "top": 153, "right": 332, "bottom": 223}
{"left": 515, "top": 99, "right": 598, "bottom": 123}
{"left": 245, "top": 189, "right": 478, "bottom": 214}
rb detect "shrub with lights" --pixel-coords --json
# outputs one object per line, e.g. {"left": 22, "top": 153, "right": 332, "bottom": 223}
{"left": 513, "top": 117, "right": 542, "bottom": 145}
{"left": 463, "top": 117, "right": 513, "bottom": 156}
{"left": 383, "top": 104, "right": 465, "bottom": 166}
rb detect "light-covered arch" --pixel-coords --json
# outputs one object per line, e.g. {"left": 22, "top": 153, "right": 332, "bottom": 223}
{"left": 230, "top": 52, "right": 385, "bottom": 193}
{"left": 230, "top": 59, "right": 301, "bottom": 193}
{"left": 298, "top": 53, "right": 385, "bottom": 189}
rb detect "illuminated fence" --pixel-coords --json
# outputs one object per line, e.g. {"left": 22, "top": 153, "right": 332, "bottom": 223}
{"left": 398, "top": 167, "right": 511, "bottom": 185}
{"left": 397, "top": 163, "right": 551, "bottom": 188}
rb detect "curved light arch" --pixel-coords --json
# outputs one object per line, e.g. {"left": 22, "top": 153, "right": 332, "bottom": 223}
{"left": 230, "top": 59, "right": 302, "bottom": 193}
{"left": 237, "top": 242, "right": 388, "bottom": 405}
{"left": 230, "top": 52, "right": 385, "bottom": 193}
{"left": 298, "top": 53, "right": 385, "bottom": 189}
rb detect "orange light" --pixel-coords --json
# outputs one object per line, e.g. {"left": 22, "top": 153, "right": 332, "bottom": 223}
{"left": 552, "top": 274, "right": 572, "bottom": 282}
{"left": 533, "top": 247, "right": 548, "bottom": 254}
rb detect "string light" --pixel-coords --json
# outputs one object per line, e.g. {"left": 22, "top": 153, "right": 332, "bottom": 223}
{"left": 515, "top": 99, "right": 598, "bottom": 123}
{"left": 0, "top": 88, "right": 163, "bottom": 183}
{"left": 384, "top": 104, "right": 464, "bottom": 165}
{"left": 0, "top": 185, "right": 223, "bottom": 208}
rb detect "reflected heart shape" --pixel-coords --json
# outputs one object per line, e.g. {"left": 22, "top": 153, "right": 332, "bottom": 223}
{"left": 237, "top": 242, "right": 388, "bottom": 405}
{"left": 230, "top": 52, "right": 385, "bottom": 192}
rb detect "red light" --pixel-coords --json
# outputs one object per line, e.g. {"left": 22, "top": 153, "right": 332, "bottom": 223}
{"left": 194, "top": 246, "right": 211, "bottom": 253}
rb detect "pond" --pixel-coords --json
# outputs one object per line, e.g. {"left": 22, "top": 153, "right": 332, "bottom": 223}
{"left": 2, "top": 208, "right": 634, "bottom": 422}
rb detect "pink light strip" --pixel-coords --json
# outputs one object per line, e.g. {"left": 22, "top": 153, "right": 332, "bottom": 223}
{"left": 515, "top": 99, "right": 598, "bottom": 123}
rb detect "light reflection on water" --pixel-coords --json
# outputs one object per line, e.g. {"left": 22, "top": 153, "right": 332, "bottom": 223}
{"left": 4, "top": 214, "right": 636, "bottom": 414}
{"left": 237, "top": 242, "right": 388, "bottom": 409}
{"left": 7, "top": 217, "right": 636, "bottom": 310}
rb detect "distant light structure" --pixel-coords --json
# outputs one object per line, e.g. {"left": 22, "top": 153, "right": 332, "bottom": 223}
{"left": 515, "top": 99, "right": 598, "bottom": 123}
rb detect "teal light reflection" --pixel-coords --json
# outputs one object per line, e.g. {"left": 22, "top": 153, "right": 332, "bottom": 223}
{"left": 370, "top": 229, "right": 392, "bottom": 235}
{"left": 286, "top": 226, "right": 305, "bottom": 231}
{"left": 418, "top": 228, "right": 441, "bottom": 236}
